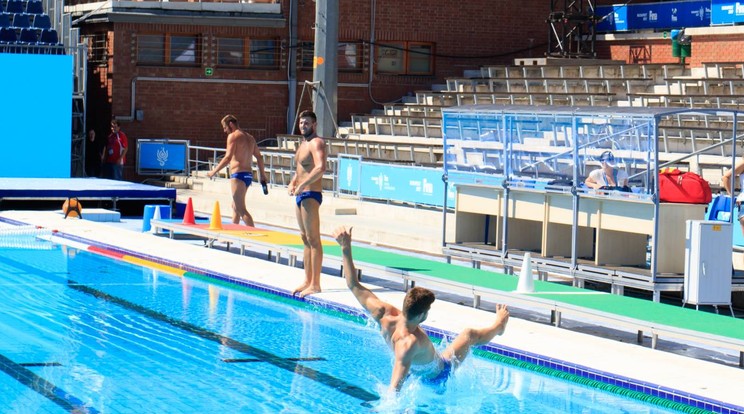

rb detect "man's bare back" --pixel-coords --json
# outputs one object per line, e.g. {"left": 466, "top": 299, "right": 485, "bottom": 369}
{"left": 228, "top": 129, "right": 258, "bottom": 174}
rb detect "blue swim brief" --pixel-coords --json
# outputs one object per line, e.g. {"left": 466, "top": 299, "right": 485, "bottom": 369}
{"left": 295, "top": 191, "right": 323, "bottom": 208}
{"left": 230, "top": 171, "right": 253, "bottom": 187}
{"left": 421, "top": 357, "right": 452, "bottom": 386}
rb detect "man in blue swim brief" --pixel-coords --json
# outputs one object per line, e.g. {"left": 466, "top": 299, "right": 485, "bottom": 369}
{"left": 333, "top": 226, "right": 510, "bottom": 392}
{"left": 288, "top": 110, "right": 327, "bottom": 298}
{"left": 295, "top": 191, "right": 322, "bottom": 208}
{"left": 231, "top": 171, "right": 253, "bottom": 187}
{"left": 208, "top": 115, "right": 267, "bottom": 227}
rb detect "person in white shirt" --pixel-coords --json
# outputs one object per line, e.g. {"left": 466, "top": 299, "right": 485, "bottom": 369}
{"left": 585, "top": 151, "right": 629, "bottom": 190}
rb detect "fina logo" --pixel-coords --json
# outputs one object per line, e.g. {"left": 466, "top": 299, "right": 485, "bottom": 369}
{"left": 156, "top": 146, "right": 169, "bottom": 167}
{"left": 721, "top": 2, "right": 744, "bottom": 15}
{"left": 409, "top": 178, "right": 434, "bottom": 195}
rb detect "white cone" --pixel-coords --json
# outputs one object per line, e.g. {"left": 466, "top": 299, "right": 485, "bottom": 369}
{"left": 150, "top": 206, "right": 161, "bottom": 234}
{"left": 515, "top": 252, "right": 535, "bottom": 293}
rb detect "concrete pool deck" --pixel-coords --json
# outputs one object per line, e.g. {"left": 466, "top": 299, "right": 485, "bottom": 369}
{"left": 2, "top": 208, "right": 744, "bottom": 411}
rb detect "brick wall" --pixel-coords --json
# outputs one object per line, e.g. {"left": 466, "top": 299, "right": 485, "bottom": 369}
{"left": 87, "top": 0, "right": 552, "bottom": 179}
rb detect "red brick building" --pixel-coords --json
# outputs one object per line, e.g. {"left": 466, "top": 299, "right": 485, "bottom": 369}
{"left": 67, "top": 0, "right": 548, "bottom": 172}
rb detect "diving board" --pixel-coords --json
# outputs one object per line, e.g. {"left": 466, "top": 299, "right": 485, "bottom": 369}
{"left": 150, "top": 217, "right": 744, "bottom": 368}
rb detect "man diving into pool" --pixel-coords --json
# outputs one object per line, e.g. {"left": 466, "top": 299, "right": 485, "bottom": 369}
{"left": 332, "top": 226, "right": 510, "bottom": 391}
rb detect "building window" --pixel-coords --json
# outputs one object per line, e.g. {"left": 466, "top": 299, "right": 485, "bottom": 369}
{"left": 136, "top": 34, "right": 201, "bottom": 66}
{"left": 137, "top": 34, "right": 165, "bottom": 65}
{"left": 215, "top": 37, "right": 278, "bottom": 68}
{"left": 298, "top": 41, "right": 314, "bottom": 71}
{"left": 338, "top": 41, "right": 363, "bottom": 72}
{"left": 299, "top": 40, "right": 364, "bottom": 72}
{"left": 170, "top": 35, "right": 199, "bottom": 66}
{"left": 250, "top": 39, "right": 278, "bottom": 68}
{"left": 217, "top": 37, "right": 245, "bottom": 67}
{"left": 376, "top": 41, "right": 434, "bottom": 75}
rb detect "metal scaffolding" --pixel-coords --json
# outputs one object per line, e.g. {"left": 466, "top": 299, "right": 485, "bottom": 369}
{"left": 547, "top": 0, "right": 598, "bottom": 59}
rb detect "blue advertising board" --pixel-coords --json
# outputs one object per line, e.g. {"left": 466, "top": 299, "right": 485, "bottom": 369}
{"left": 337, "top": 155, "right": 362, "bottom": 194}
{"left": 597, "top": 3, "right": 629, "bottom": 31}
{"left": 711, "top": 0, "right": 744, "bottom": 24}
{"left": 360, "top": 163, "right": 450, "bottom": 207}
{"left": 137, "top": 139, "right": 189, "bottom": 175}
{"left": 597, "top": 0, "right": 710, "bottom": 31}
{"left": 346, "top": 161, "right": 454, "bottom": 208}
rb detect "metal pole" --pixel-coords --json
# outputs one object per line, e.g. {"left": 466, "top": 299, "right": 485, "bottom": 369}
{"left": 312, "top": 0, "right": 338, "bottom": 138}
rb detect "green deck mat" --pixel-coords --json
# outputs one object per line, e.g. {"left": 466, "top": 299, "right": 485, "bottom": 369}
{"left": 305, "top": 244, "right": 744, "bottom": 342}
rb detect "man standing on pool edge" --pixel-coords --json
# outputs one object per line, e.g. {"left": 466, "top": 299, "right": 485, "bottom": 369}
{"left": 289, "top": 110, "right": 327, "bottom": 298}
{"left": 332, "top": 225, "right": 510, "bottom": 391}
{"left": 208, "top": 115, "right": 267, "bottom": 227}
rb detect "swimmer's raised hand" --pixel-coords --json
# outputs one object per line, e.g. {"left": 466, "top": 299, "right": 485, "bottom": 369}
{"left": 332, "top": 226, "right": 353, "bottom": 250}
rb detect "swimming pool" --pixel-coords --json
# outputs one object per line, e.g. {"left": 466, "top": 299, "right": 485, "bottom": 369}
{"left": 0, "top": 230, "right": 712, "bottom": 413}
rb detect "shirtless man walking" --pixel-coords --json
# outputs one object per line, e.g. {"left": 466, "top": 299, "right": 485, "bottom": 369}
{"left": 333, "top": 225, "right": 510, "bottom": 391}
{"left": 208, "top": 115, "right": 267, "bottom": 227}
{"left": 289, "top": 110, "right": 327, "bottom": 297}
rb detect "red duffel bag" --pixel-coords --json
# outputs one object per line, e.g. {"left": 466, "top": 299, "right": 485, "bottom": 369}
{"left": 658, "top": 168, "right": 712, "bottom": 204}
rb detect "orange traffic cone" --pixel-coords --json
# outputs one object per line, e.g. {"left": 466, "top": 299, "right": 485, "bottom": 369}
{"left": 208, "top": 201, "right": 223, "bottom": 230}
{"left": 182, "top": 197, "right": 195, "bottom": 225}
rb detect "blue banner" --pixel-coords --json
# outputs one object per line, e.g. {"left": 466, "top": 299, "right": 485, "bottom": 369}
{"left": 711, "top": 0, "right": 744, "bottom": 24}
{"left": 597, "top": 3, "right": 629, "bottom": 31}
{"left": 337, "top": 155, "right": 361, "bottom": 194}
{"left": 597, "top": 1, "right": 710, "bottom": 31}
{"left": 137, "top": 140, "right": 189, "bottom": 175}
{"left": 357, "top": 162, "right": 453, "bottom": 207}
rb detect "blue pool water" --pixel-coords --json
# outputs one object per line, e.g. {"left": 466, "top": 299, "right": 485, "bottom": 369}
{"left": 0, "top": 235, "right": 686, "bottom": 413}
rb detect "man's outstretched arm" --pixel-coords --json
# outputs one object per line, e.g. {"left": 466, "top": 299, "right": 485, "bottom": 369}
{"left": 333, "top": 226, "right": 387, "bottom": 321}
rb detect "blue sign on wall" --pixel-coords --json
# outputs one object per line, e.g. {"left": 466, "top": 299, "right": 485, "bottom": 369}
{"left": 597, "top": 0, "right": 710, "bottom": 31}
{"left": 359, "top": 163, "right": 452, "bottom": 207}
{"left": 137, "top": 140, "right": 189, "bottom": 175}
{"left": 337, "top": 156, "right": 455, "bottom": 207}
{"left": 597, "top": 3, "right": 629, "bottom": 31}
{"left": 337, "top": 155, "right": 361, "bottom": 194}
{"left": 711, "top": 0, "right": 744, "bottom": 24}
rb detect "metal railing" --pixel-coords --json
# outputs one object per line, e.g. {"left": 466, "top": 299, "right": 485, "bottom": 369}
{"left": 188, "top": 144, "right": 338, "bottom": 191}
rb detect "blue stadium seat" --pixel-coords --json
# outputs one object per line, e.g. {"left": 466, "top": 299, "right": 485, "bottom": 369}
{"left": 0, "top": 13, "right": 11, "bottom": 27}
{"left": 31, "top": 13, "right": 48, "bottom": 29}
{"left": 5, "top": 0, "right": 24, "bottom": 14}
{"left": 17, "top": 26, "right": 35, "bottom": 43}
{"left": 11, "top": 12, "right": 29, "bottom": 28}
{"left": 38, "top": 27, "right": 56, "bottom": 44}
{"left": 25, "top": 1, "right": 43, "bottom": 14}
{"left": 0, "top": 26, "right": 17, "bottom": 42}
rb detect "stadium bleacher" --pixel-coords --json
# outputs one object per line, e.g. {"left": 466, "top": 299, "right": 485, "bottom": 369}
{"left": 0, "top": 0, "right": 61, "bottom": 52}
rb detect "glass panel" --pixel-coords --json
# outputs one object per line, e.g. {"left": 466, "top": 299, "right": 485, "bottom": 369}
{"left": 376, "top": 43, "right": 404, "bottom": 73}
{"left": 171, "top": 35, "right": 198, "bottom": 65}
{"left": 250, "top": 39, "right": 277, "bottom": 67}
{"left": 442, "top": 107, "right": 664, "bottom": 197}
{"left": 408, "top": 43, "right": 432, "bottom": 74}
{"left": 137, "top": 34, "right": 164, "bottom": 64}
{"left": 217, "top": 37, "right": 244, "bottom": 67}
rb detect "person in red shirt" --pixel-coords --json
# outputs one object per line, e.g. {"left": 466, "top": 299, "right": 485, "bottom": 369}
{"left": 102, "top": 119, "right": 128, "bottom": 180}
